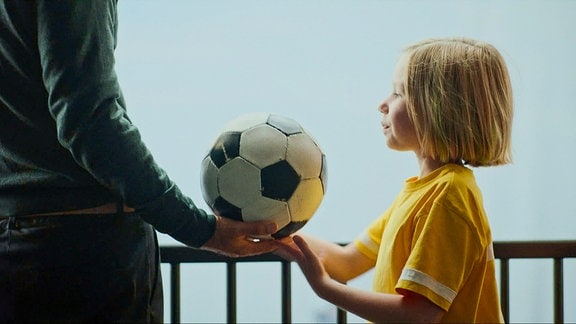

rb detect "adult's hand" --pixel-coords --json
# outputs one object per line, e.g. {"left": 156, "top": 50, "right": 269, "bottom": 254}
{"left": 201, "top": 215, "right": 278, "bottom": 257}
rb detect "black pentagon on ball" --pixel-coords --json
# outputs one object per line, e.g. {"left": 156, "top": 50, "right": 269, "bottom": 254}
{"left": 210, "top": 132, "right": 241, "bottom": 168}
{"left": 261, "top": 160, "right": 299, "bottom": 201}
{"left": 267, "top": 114, "right": 303, "bottom": 136}
{"left": 273, "top": 221, "right": 308, "bottom": 239}
{"left": 212, "top": 196, "right": 243, "bottom": 222}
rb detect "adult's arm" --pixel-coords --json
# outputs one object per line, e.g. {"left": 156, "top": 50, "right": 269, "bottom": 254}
{"left": 37, "top": 0, "right": 214, "bottom": 247}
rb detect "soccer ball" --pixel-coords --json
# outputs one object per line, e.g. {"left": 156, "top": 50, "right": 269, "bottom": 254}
{"left": 200, "top": 113, "right": 327, "bottom": 239}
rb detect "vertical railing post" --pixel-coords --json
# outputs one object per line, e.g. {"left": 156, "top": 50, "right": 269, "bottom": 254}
{"left": 227, "top": 261, "right": 237, "bottom": 324}
{"left": 281, "top": 260, "right": 292, "bottom": 323}
{"left": 554, "top": 258, "right": 563, "bottom": 324}
{"left": 337, "top": 307, "right": 347, "bottom": 324}
{"left": 499, "top": 258, "right": 509, "bottom": 323}
{"left": 170, "top": 263, "right": 181, "bottom": 324}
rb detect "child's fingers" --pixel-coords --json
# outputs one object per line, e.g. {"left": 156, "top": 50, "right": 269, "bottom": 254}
{"left": 293, "top": 235, "right": 316, "bottom": 259}
{"left": 272, "top": 237, "right": 304, "bottom": 261}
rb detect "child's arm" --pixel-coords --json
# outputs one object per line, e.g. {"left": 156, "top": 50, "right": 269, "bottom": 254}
{"left": 276, "top": 235, "right": 445, "bottom": 323}
{"left": 291, "top": 233, "right": 374, "bottom": 283}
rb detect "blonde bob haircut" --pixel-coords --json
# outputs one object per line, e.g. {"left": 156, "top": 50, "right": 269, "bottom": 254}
{"left": 402, "top": 37, "right": 513, "bottom": 167}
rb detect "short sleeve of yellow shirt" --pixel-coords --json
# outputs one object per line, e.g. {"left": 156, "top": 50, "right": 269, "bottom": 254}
{"left": 354, "top": 165, "right": 503, "bottom": 323}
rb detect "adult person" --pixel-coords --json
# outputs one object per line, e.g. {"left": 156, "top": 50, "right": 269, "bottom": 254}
{"left": 0, "top": 1, "right": 277, "bottom": 322}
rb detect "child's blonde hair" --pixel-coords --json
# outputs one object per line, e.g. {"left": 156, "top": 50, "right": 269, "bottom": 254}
{"left": 402, "top": 37, "right": 513, "bottom": 167}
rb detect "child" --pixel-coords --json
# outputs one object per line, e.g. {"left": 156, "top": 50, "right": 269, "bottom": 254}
{"left": 275, "top": 37, "right": 513, "bottom": 323}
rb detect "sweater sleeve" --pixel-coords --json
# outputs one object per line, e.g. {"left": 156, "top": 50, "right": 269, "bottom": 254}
{"left": 35, "top": 0, "right": 215, "bottom": 247}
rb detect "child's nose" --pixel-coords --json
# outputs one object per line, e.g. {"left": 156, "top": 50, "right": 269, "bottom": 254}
{"left": 378, "top": 102, "right": 388, "bottom": 114}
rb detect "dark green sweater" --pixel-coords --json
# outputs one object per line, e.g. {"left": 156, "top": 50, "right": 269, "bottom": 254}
{"left": 0, "top": 0, "right": 215, "bottom": 247}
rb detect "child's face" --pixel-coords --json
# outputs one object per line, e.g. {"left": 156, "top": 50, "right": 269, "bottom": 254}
{"left": 378, "top": 55, "right": 419, "bottom": 153}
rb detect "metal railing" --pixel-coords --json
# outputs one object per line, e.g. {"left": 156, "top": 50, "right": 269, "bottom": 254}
{"left": 493, "top": 241, "right": 576, "bottom": 323}
{"left": 160, "top": 240, "right": 576, "bottom": 323}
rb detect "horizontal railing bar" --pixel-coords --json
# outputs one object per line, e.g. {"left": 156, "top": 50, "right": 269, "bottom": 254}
{"left": 160, "top": 246, "right": 284, "bottom": 263}
{"left": 493, "top": 240, "right": 576, "bottom": 259}
{"left": 161, "top": 241, "right": 576, "bottom": 263}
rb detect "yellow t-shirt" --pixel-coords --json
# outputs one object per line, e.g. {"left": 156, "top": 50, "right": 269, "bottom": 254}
{"left": 355, "top": 164, "right": 503, "bottom": 323}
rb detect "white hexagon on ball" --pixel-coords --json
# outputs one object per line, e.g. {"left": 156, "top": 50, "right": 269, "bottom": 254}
{"left": 286, "top": 132, "right": 323, "bottom": 179}
{"left": 241, "top": 196, "right": 291, "bottom": 230}
{"left": 288, "top": 178, "right": 324, "bottom": 222}
{"left": 240, "top": 124, "right": 287, "bottom": 169}
{"left": 220, "top": 112, "right": 270, "bottom": 133}
{"left": 218, "top": 157, "right": 261, "bottom": 208}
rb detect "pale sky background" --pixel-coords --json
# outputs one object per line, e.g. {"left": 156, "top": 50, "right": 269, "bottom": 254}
{"left": 115, "top": 1, "right": 575, "bottom": 322}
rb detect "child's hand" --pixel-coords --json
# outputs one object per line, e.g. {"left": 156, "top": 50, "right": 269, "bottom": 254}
{"left": 273, "top": 235, "right": 304, "bottom": 261}
{"left": 275, "top": 235, "right": 332, "bottom": 298}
